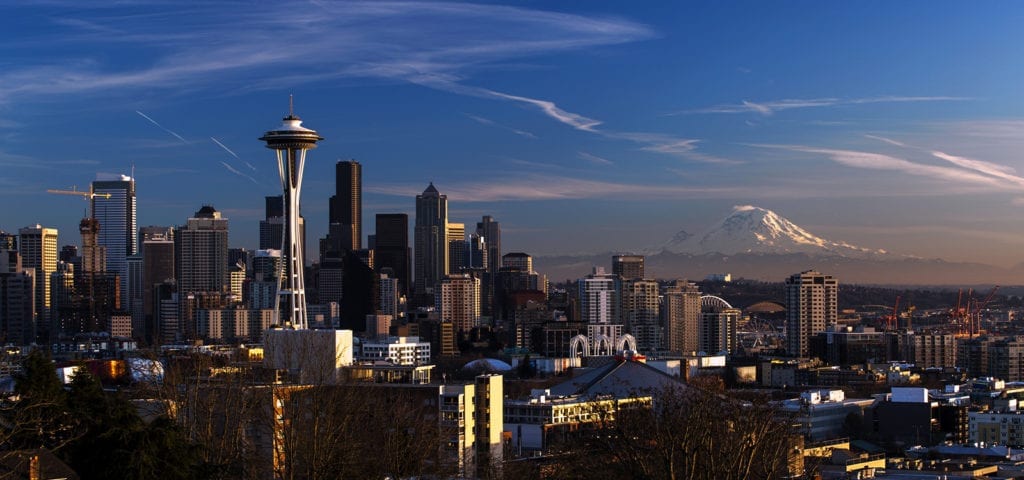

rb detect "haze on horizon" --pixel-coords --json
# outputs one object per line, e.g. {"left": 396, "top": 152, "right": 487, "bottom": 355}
{"left": 2, "top": 2, "right": 1023, "bottom": 268}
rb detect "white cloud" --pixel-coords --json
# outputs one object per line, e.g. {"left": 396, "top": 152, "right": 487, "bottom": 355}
{"left": 679, "top": 96, "right": 969, "bottom": 116}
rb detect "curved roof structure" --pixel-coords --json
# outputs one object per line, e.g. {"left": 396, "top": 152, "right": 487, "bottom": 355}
{"left": 462, "top": 358, "right": 513, "bottom": 372}
{"left": 701, "top": 295, "right": 734, "bottom": 313}
{"left": 745, "top": 300, "right": 786, "bottom": 314}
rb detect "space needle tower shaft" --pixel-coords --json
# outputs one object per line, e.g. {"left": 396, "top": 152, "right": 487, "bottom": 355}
{"left": 259, "top": 99, "right": 322, "bottom": 329}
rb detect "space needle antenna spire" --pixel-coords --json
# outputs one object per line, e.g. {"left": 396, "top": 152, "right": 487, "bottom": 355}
{"left": 260, "top": 97, "right": 323, "bottom": 329}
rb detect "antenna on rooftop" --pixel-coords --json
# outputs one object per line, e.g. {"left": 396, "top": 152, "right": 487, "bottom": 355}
{"left": 289, "top": 94, "right": 294, "bottom": 116}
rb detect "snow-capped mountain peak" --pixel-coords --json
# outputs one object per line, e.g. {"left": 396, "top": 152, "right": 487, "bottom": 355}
{"left": 663, "top": 205, "right": 888, "bottom": 258}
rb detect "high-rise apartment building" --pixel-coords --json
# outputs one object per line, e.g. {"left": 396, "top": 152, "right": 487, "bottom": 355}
{"left": 785, "top": 270, "right": 838, "bottom": 357}
{"left": 612, "top": 254, "right": 644, "bottom": 281}
{"left": 374, "top": 213, "right": 410, "bottom": 297}
{"left": 176, "top": 206, "right": 229, "bottom": 295}
{"left": 621, "top": 278, "right": 660, "bottom": 353}
{"left": 378, "top": 273, "right": 399, "bottom": 318}
{"left": 92, "top": 174, "right": 136, "bottom": 298}
{"left": 662, "top": 280, "right": 701, "bottom": 354}
{"left": 438, "top": 274, "right": 480, "bottom": 333}
{"left": 701, "top": 295, "right": 740, "bottom": 356}
{"left": 18, "top": 225, "right": 57, "bottom": 331}
{"left": 577, "top": 267, "right": 619, "bottom": 325}
{"left": 414, "top": 183, "right": 448, "bottom": 299}
{"left": 329, "top": 160, "right": 361, "bottom": 252}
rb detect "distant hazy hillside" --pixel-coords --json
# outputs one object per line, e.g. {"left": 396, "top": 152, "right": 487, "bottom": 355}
{"left": 534, "top": 205, "right": 1022, "bottom": 285}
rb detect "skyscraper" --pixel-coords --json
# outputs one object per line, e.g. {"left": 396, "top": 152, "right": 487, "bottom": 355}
{"left": 142, "top": 230, "right": 174, "bottom": 344}
{"left": 92, "top": 174, "right": 136, "bottom": 298}
{"left": 176, "top": 206, "right": 229, "bottom": 295}
{"left": 261, "top": 196, "right": 306, "bottom": 264}
{"left": 0, "top": 252, "right": 35, "bottom": 345}
{"left": 475, "top": 216, "right": 501, "bottom": 316}
{"left": 447, "top": 222, "right": 466, "bottom": 274}
{"left": 18, "top": 225, "right": 57, "bottom": 332}
{"left": 329, "top": 160, "right": 361, "bottom": 252}
{"left": 374, "top": 213, "right": 410, "bottom": 298}
{"left": 785, "top": 270, "right": 838, "bottom": 357}
{"left": 414, "top": 183, "right": 448, "bottom": 300}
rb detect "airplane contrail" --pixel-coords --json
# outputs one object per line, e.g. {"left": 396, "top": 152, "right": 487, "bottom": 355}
{"left": 135, "top": 110, "right": 187, "bottom": 144}
{"left": 219, "top": 161, "right": 259, "bottom": 185}
{"left": 212, "top": 137, "right": 257, "bottom": 171}
{"left": 211, "top": 137, "right": 239, "bottom": 158}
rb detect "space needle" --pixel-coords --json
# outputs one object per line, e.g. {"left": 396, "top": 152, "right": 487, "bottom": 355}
{"left": 260, "top": 98, "right": 322, "bottom": 329}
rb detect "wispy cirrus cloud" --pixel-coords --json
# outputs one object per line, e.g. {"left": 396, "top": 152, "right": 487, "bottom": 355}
{"left": 368, "top": 175, "right": 738, "bottom": 202}
{"left": 678, "top": 96, "right": 969, "bottom": 116}
{"left": 931, "top": 150, "right": 1024, "bottom": 187}
{"left": 757, "top": 144, "right": 1024, "bottom": 193}
{"left": 0, "top": 2, "right": 653, "bottom": 104}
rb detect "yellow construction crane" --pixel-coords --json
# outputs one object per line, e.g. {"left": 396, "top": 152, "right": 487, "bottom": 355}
{"left": 46, "top": 186, "right": 112, "bottom": 200}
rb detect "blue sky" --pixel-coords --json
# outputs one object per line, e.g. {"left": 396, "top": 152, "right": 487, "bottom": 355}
{"left": 3, "top": 1, "right": 1024, "bottom": 265}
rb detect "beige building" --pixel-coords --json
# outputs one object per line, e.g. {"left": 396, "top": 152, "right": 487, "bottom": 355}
{"left": 786, "top": 270, "right": 838, "bottom": 357}
{"left": 19, "top": 225, "right": 58, "bottom": 330}
{"left": 438, "top": 274, "right": 480, "bottom": 333}
{"left": 439, "top": 374, "right": 504, "bottom": 478}
{"left": 662, "top": 280, "right": 701, "bottom": 354}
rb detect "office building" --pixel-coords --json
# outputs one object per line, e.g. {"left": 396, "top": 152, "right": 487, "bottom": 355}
{"left": 92, "top": 174, "right": 137, "bottom": 298}
{"left": 612, "top": 254, "right": 644, "bottom": 280}
{"left": 141, "top": 231, "right": 174, "bottom": 343}
{"left": 176, "top": 205, "right": 229, "bottom": 295}
{"left": 414, "top": 183, "right": 448, "bottom": 300}
{"left": 18, "top": 225, "right": 57, "bottom": 331}
{"left": 786, "top": 270, "right": 838, "bottom": 357}
{"left": 0, "top": 247, "right": 35, "bottom": 345}
{"left": 662, "top": 280, "right": 701, "bottom": 354}
{"left": 261, "top": 196, "right": 306, "bottom": 265}
{"left": 475, "top": 216, "right": 500, "bottom": 317}
{"left": 374, "top": 214, "right": 410, "bottom": 298}
{"left": 447, "top": 222, "right": 466, "bottom": 274}
{"left": 329, "top": 160, "right": 361, "bottom": 252}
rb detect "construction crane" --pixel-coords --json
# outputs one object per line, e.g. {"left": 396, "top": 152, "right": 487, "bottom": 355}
{"left": 970, "top": 285, "right": 1000, "bottom": 337}
{"left": 46, "top": 186, "right": 111, "bottom": 200}
{"left": 886, "top": 295, "right": 901, "bottom": 331}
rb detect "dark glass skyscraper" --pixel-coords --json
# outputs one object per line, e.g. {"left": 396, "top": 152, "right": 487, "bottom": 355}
{"left": 414, "top": 183, "right": 447, "bottom": 299}
{"left": 92, "top": 174, "right": 136, "bottom": 300}
{"left": 475, "top": 216, "right": 501, "bottom": 316}
{"left": 375, "top": 213, "right": 410, "bottom": 297}
{"left": 329, "top": 160, "right": 361, "bottom": 252}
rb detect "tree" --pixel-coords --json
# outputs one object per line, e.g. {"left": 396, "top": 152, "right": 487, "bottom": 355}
{"left": 4, "top": 350, "right": 76, "bottom": 452}
{"left": 548, "top": 384, "right": 798, "bottom": 480}
{"left": 64, "top": 370, "right": 202, "bottom": 480}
